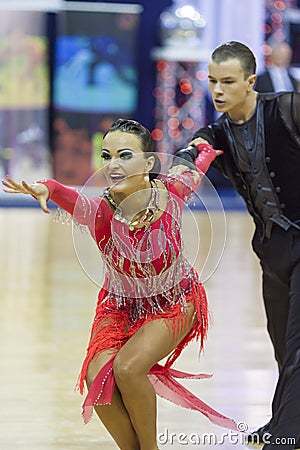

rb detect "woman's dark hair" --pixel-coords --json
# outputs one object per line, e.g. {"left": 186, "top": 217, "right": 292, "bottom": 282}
{"left": 103, "top": 118, "right": 161, "bottom": 180}
{"left": 211, "top": 41, "right": 257, "bottom": 79}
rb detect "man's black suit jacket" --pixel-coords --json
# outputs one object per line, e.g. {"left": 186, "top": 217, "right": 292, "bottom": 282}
{"left": 255, "top": 69, "right": 298, "bottom": 93}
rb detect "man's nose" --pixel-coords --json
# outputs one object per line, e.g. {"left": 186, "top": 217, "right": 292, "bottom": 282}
{"left": 214, "top": 82, "right": 223, "bottom": 94}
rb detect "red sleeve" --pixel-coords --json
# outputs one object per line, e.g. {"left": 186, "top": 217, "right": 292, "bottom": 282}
{"left": 194, "top": 143, "right": 220, "bottom": 174}
{"left": 163, "top": 143, "right": 218, "bottom": 201}
{"left": 40, "top": 179, "right": 109, "bottom": 235}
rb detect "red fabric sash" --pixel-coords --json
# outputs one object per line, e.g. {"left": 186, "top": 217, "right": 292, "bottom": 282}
{"left": 82, "top": 356, "right": 238, "bottom": 431}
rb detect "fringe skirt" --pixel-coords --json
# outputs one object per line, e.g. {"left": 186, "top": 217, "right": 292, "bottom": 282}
{"left": 76, "top": 279, "right": 237, "bottom": 431}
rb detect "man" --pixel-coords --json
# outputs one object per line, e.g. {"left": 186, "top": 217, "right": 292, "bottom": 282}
{"left": 255, "top": 41, "right": 298, "bottom": 93}
{"left": 173, "top": 41, "right": 300, "bottom": 449}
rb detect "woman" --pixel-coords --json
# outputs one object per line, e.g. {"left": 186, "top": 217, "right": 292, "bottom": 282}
{"left": 2, "top": 119, "right": 236, "bottom": 450}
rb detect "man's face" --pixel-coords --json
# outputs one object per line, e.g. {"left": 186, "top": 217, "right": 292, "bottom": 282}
{"left": 208, "top": 58, "right": 256, "bottom": 116}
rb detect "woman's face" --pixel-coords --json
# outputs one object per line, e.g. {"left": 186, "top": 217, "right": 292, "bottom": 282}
{"left": 101, "top": 130, "right": 154, "bottom": 195}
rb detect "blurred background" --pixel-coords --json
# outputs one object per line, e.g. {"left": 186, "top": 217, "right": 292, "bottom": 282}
{"left": 2, "top": 2, "right": 299, "bottom": 448}
{"left": 0, "top": 0, "right": 300, "bottom": 196}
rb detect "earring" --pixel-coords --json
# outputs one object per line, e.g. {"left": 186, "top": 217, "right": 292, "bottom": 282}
{"left": 144, "top": 173, "right": 149, "bottom": 182}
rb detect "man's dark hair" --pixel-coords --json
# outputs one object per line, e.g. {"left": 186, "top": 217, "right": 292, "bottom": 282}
{"left": 211, "top": 41, "right": 257, "bottom": 78}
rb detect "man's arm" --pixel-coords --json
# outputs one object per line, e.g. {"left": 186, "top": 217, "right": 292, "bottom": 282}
{"left": 171, "top": 126, "right": 216, "bottom": 169}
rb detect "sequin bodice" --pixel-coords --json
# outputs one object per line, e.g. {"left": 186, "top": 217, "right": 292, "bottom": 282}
{"left": 97, "top": 184, "right": 197, "bottom": 319}
{"left": 43, "top": 167, "right": 205, "bottom": 320}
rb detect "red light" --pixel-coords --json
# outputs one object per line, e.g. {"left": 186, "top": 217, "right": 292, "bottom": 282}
{"left": 182, "top": 118, "right": 195, "bottom": 130}
{"left": 261, "top": 44, "right": 272, "bottom": 56}
{"left": 165, "top": 88, "right": 175, "bottom": 99}
{"left": 168, "top": 128, "right": 180, "bottom": 138}
{"left": 271, "top": 13, "right": 282, "bottom": 24}
{"left": 265, "top": 24, "right": 272, "bottom": 34}
{"left": 168, "top": 106, "right": 179, "bottom": 117}
{"left": 152, "top": 129, "right": 163, "bottom": 141}
{"left": 161, "top": 69, "right": 174, "bottom": 80}
{"left": 179, "top": 78, "right": 193, "bottom": 95}
{"left": 168, "top": 118, "right": 179, "bottom": 129}
{"left": 274, "top": 1, "right": 286, "bottom": 11}
{"left": 152, "top": 87, "right": 163, "bottom": 98}
{"left": 196, "top": 70, "right": 207, "bottom": 81}
{"left": 265, "top": 56, "right": 273, "bottom": 67}
{"left": 157, "top": 61, "right": 168, "bottom": 71}
{"left": 180, "top": 84, "right": 193, "bottom": 95}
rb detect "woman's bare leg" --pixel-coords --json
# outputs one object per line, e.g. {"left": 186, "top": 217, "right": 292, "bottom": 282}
{"left": 113, "top": 304, "right": 197, "bottom": 450}
{"left": 86, "top": 350, "right": 139, "bottom": 450}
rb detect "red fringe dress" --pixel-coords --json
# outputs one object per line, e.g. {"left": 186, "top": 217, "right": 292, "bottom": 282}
{"left": 41, "top": 151, "right": 237, "bottom": 430}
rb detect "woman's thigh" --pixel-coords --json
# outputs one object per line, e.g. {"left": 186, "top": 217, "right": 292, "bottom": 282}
{"left": 114, "top": 302, "right": 197, "bottom": 374}
{"left": 86, "top": 349, "right": 118, "bottom": 388}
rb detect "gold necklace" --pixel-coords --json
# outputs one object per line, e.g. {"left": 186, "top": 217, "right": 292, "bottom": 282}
{"left": 103, "top": 181, "right": 160, "bottom": 231}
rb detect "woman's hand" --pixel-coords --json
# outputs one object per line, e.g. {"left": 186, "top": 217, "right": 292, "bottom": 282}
{"left": 2, "top": 176, "right": 50, "bottom": 213}
{"left": 168, "top": 166, "right": 201, "bottom": 184}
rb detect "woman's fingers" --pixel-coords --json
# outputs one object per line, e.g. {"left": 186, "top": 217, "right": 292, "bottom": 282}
{"left": 2, "top": 177, "right": 50, "bottom": 213}
{"left": 2, "top": 176, "right": 25, "bottom": 193}
{"left": 2, "top": 188, "right": 22, "bottom": 194}
{"left": 21, "top": 180, "right": 39, "bottom": 195}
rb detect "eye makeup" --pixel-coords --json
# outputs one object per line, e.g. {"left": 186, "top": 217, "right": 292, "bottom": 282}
{"left": 119, "top": 150, "right": 134, "bottom": 159}
{"left": 101, "top": 150, "right": 111, "bottom": 160}
{"left": 101, "top": 149, "right": 135, "bottom": 161}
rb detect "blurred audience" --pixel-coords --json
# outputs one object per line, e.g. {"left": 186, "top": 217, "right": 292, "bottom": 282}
{"left": 255, "top": 42, "right": 299, "bottom": 93}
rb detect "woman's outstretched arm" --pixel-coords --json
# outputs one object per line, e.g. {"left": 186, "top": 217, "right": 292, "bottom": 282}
{"left": 2, "top": 177, "right": 106, "bottom": 235}
{"left": 2, "top": 176, "right": 50, "bottom": 213}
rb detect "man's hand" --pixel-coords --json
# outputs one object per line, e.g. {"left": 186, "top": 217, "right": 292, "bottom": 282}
{"left": 169, "top": 138, "right": 223, "bottom": 178}
{"left": 188, "top": 137, "right": 209, "bottom": 147}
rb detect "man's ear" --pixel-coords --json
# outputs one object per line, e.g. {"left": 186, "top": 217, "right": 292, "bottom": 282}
{"left": 248, "top": 74, "right": 257, "bottom": 90}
